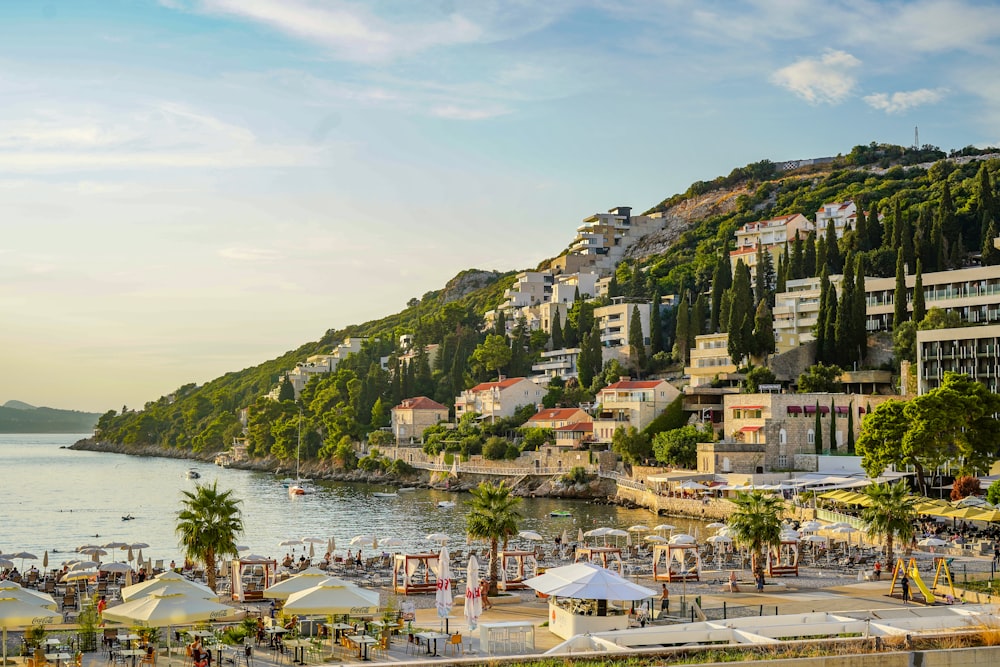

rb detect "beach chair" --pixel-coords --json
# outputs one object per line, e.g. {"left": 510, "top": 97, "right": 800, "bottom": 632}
{"left": 444, "top": 634, "right": 463, "bottom": 656}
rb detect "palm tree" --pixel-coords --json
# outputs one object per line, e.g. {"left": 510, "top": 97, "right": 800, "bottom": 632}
{"left": 176, "top": 481, "right": 244, "bottom": 592}
{"left": 728, "top": 490, "right": 784, "bottom": 583}
{"left": 861, "top": 480, "right": 916, "bottom": 566}
{"left": 465, "top": 480, "right": 522, "bottom": 596}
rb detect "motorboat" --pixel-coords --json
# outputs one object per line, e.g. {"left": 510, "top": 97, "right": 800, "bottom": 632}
{"left": 186, "top": 469, "right": 201, "bottom": 479}
{"left": 549, "top": 510, "right": 573, "bottom": 518}
{"left": 437, "top": 501, "right": 456, "bottom": 508}
{"left": 373, "top": 492, "right": 398, "bottom": 498}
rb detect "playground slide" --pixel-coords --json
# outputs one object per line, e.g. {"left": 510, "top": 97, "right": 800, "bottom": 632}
{"left": 908, "top": 566, "right": 934, "bottom": 604}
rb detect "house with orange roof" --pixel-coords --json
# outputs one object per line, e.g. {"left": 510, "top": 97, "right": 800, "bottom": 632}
{"left": 390, "top": 396, "right": 449, "bottom": 445}
{"left": 453, "top": 377, "right": 545, "bottom": 422}
{"left": 729, "top": 213, "right": 811, "bottom": 276}
{"left": 592, "top": 378, "right": 681, "bottom": 443}
{"left": 523, "top": 407, "right": 592, "bottom": 430}
{"left": 552, "top": 421, "right": 594, "bottom": 448}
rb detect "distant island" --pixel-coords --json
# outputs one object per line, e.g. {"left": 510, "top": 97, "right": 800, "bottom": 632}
{"left": 0, "top": 400, "right": 101, "bottom": 433}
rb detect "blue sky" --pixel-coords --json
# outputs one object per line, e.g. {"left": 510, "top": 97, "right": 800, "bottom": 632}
{"left": 2, "top": 0, "right": 999, "bottom": 412}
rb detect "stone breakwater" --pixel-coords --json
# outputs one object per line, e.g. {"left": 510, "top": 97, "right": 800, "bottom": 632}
{"left": 67, "top": 438, "right": 615, "bottom": 501}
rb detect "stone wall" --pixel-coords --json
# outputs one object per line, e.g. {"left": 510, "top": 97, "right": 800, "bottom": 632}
{"left": 615, "top": 484, "right": 733, "bottom": 521}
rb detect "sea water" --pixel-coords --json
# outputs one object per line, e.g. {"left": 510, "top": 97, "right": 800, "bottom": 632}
{"left": 0, "top": 434, "right": 712, "bottom": 566}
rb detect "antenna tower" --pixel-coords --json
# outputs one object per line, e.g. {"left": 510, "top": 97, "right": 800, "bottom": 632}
{"left": 914, "top": 126, "right": 919, "bottom": 149}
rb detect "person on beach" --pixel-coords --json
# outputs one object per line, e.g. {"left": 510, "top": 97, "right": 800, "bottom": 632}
{"left": 901, "top": 574, "right": 910, "bottom": 605}
{"left": 480, "top": 580, "right": 493, "bottom": 610}
{"left": 726, "top": 571, "right": 739, "bottom": 592}
{"left": 97, "top": 595, "right": 107, "bottom": 625}
{"left": 873, "top": 560, "right": 882, "bottom": 580}
{"left": 660, "top": 584, "right": 669, "bottom": 613}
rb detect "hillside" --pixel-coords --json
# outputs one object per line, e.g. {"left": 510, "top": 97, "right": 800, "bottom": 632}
{"left": 88, "top": 141, "right": 1000, "bottom": 461}
{"left": 0, "top": 403, "right": 101, "bottom": 433}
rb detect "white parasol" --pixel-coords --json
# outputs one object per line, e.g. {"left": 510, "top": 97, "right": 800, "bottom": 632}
{"left": 518, "top": 531, "right": 544, "bottom": 541}
{"left": 102, "top": 592, "right": 236, "bottom": 627}
{"left": 282, "top": 582, "right": 379, "bottom": 615}
{"left": 0, "top": 583, "right": 56, "bottom": 609}
{"left": 464, "top": 555, "right": 482, "bottom": 631}
{"left": 99, "top": 562, "right": 132, "bottom": 574}
{"left": 426, "top": 533, "right": 450, "bottom": 545}
{"left": 523, "top": 562, "right": 656, "bottom": 600}
{"left": 262, "top": 569, "right": 348, "bottom": 600}
{"left": 0, "top": 597, "right": 62, "bottom": 666}
{"left": 435, "top": 546, "right": 453, "bottom": 621}
{"left": 121, "top": 571, "right": 215, "bottom": 602}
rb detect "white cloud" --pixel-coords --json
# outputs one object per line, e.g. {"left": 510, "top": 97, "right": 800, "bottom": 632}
{"left": 770, "top": 50, "right": 861, "bottom": 105}
{"left": 863, "top": 88, "right": 947, "bottom": 114}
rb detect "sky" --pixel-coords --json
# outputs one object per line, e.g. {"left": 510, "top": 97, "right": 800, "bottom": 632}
{"left": 2, "top": 0, "right": 1000, "bottom": 413}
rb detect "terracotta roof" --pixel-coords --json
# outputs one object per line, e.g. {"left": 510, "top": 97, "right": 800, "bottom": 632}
{"left": 601, "top": 380, "right": 665, "bottom": 391}
{"left": 528, "top": 408, "right": 584, "bottom": 422}
{"left": 395, "top": 396, "right": 447, "bottom": 411}
{"left": 729, "top": 246, "right": 758, "bottom": 256}
{"left": 740, "top": 426, "right": 762, "bottom": 432}
{"left": 554, "top": 422, "right": 593, "bottom": 432}
{"left": 468, "top": 377, "right": 527, "bottom": 392}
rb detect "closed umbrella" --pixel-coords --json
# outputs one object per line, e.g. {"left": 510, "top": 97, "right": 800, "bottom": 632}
{"left": 127, "top": 547, "right": 134, "bottom": 562}
{"left": 577, "top": 528, "right": 584, "bottom": 543}
{"left": 464, "top": 555, "right": 482, "bottom": 631}
{"left": 435, "top": 546, "right": 453, "bottom": 627}
{"left": 42, "top": 551, "right": 48, "bottom": 571}
{"left": 0, "top": 597, "right": 62, "bottom": 666}
{"left": 309, "top": 542, "right": 315, "bottom": 559}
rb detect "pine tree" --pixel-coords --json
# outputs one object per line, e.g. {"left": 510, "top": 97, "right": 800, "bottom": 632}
{"left": 803, "top": 230, "right": 817, "bottom": 278}
{"left": 551, "top": 311, "right": 564, "bottom": 349}
{"left": 673, "top": 294, "right": 690, "bottom": 364}
{"left": 278, "top": 374, "right": 295, "bottom": 402}
{"left": 629, "top": 305, "right": 646, "bottom": 374}
{"left": 649, "top": 289, "right": 663, "bottom": 355}
{"left": 710, "top": 259, "right": 732, "bottom": 332}
{"left": 825, "top": 219, "right": 841, "bottom": 273}
{"left": 893, "top": 248, "right": 907, "bottom": 330}
{"left": 913, "top": 260, "right": 926, "bottom": 323}
{"left": 814, "top": 401, "right": 823, "bottom": 455}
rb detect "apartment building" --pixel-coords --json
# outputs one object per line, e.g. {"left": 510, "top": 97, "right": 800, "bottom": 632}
{"left": 523, "top": 407, "right": 592, "bottom": 430}
{"left": 593, "top": 298, "right": 651, "bottom": 365}
{"left": 773, "top": 276, "right": 845, "bottom": 352}
{"left": 814, "top": 201, "right": 857, "bottom": 238}
{"left": 916, "top": 324, "right": 1000, "bottom": 394}
{"left": 865, "top": 265, "right": 1000, "bottom": 332}
{"left": 565, "top": 206, "right": 666, "bottom": 276}
{"left": 729, "top": 214, "right": 811, "bottom": 275}
{"left": 591, "top": 379, "right": 681, "bottom": 443}
{"left": 684, "top": 333, "right": 738, "bottom": 387}
{"left": 531, "top": 347, "right": 581, "bottom": 380}
{"left": 391, "top": 396, "right": 449, "bottom": 445}
{"left": 271, "top": 337, "right": 367, "bottom": 399}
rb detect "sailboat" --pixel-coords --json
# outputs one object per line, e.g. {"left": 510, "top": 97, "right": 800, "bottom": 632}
{"left": 288, "top": 414, "right": 316, "bottom": 496}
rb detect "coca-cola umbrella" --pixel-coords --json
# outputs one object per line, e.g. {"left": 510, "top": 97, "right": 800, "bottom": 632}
{"left": 0, "top": 597, "right": 62, "bottom": 666}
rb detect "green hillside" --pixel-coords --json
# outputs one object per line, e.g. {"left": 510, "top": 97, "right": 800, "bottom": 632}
{"left": 92, "top": 141, "right": 1000, "bottom": 464}
{"left": 0, "top": 404, "right": 102, "bottom": 433}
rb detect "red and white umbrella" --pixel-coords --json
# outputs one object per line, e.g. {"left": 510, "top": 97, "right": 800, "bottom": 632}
{"left": 435, "top": 546, "right": 453, "bottom": 620}
{"left": 463, "top": 555, "right": 482, "bottom": 631}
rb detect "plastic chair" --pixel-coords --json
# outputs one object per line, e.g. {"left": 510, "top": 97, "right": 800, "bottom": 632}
{"left": 444, "top": 634, "right": 463, "bottom": 656}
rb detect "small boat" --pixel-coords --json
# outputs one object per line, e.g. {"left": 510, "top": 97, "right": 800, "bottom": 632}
{"left": 373, "top": 492, "right": 398, "bottom": 498}
{"left": 549, "top": 510, "right": 573, "bottom": 518}
{"left": 398, "top": 487, "right": 417, "bottom": 493}
{"left": 121, "top": 514, "right": 135, "bottom": 521}
{"left": 186, "top": 469, "right": 201, "bottom": 479}
{"left": 288, "top": 482, "right": 316, "bottom": 496}
{"left": 437, "top": 501, "right": 456, "bottom": 509}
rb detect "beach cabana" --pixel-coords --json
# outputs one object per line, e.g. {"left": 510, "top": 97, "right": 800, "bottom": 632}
{"left": 651, "top": 542, "right": 701, "bottom": 582}
{"left": 767, "top": 537, "right": 800, "bottom": 577}
{"left": 498, "top": 550, "right": 538, "bottom": 591}
{"left": 230, "top": 555, "right": 277, "bottom": 602}
{"left": 392, "top": 552, "right": 440, "bottom": 594}
{"left": 574, "top": 547, "right": 623, "bottom": 575}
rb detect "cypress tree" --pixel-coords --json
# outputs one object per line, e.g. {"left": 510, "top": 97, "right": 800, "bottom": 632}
{"left": 692, "top": 293, "right": 707, "bottom": 341}
{"left": 759, "top": 248, "right": 775, "bottom": 306}
{"left": 710, "top": 259, "right": 732, "bottom": 332}
{"left": 607, "top": 273, "right": 621, "bottom": 298}
{"left": 814, "top": 401, "right": 823, "bottom": 455}
{"left": 563, "top": 304, "right": 578, "bottom": 348}
{"left": 628, "top": 305, "right": 646, "bottom": 373}
{"left": 893, "top": 248, "right": 907, "bottom": 330}
{"left": 755, "top": 244, "right": 767, "bottom": 303}
{"left": 867, "top": 200, "right": 883, "bottom": 250}
{"left": 588, "top": 320, "right": 603, "bottom": 383}
{"left": 727, "top": 261, "right": 753, "bottom": 365}
{"left": 649, "top": 289, "right": 663, "bottom": 355}
{"left": 825, "top": 219, "right": 841, "bottom": 273}
{"left": 937, "top": 180, "right": 958, "bottom": 254}
{"left": 913, "top": 260, "right": 926, "bottom": 323}
{"left": 674, "top": 294, "right": 690, "bottom": 363}
{"left": 915, "top": 205, "right": 933, "bottom": 270}
{"left": 816, "top": 235, "right": 827, "bottom": 276}
{"left": 835, "top": 254, "right": 855, "bottom": 368}
{"left": 900, "top": 211, "right": 915, "bottom": 271}
{"left": 578, "top": 331, "right": 594, "bottom": 389}
{"left": 889, "top": 199, "right": 902, "bottom": 249}
{"left": 855, "top": 203, "right": 869, "bottom": 252}
{"left": 776, "top": 251, "right": 787, "bottom": 294}
{"left": 803, "top": 230, "right": 817, "bottom": 278}
{"left": 854, "top": 257, "right": 866, "bottom": 365}
{"left": 551, "top": 311, "right": 564, "bottom": 349}
{"left": 983, "top": 218, "right": 1000, "bottom": 266}
{"left": 493, "top": 311, "right": 507, "bottom": 337}
{"left": 753, "top": 299, "right": 775, "bottom": 360}
{"left": 815, "top": 266, "right": 830, "bottom": 361}
{"left": 931, "top": 215, "right": 946, "bottom": 272}
{"left": 789, "top": 235, "right": 804, "bottom": 280}
{"left": 718, "top": 290, "right": 733, "bottom": 334}
{"left": 829, "top": 398, "right": 837, "bottom": 453}
{"left": 824, "top": 283, "right": 839, "bottom": 365}
{"left": 979, "top": 164, "right": 998, "bottom": 241}
{"left": 846, "top": 403, "right": 855, "bottom": 455}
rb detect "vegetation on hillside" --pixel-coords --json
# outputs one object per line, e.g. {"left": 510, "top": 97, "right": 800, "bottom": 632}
{"left": 93, "top": 143, "right": 1000, "bottom": 466}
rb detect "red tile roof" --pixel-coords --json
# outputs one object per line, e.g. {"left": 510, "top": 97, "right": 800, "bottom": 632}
{"left": 468, "top": 377, "right": 527, "bottom": 392}
{"left": 554, "top": 422, "right": 593, "bottom": 432}
{"left": 395, "top": 396, "right": 447, "bottom": 411}
{"left": 528, "top": 408, "right": 584, "bottom": 422}
{"left": 601, "top": 380, "right": 665, "bottom": 391}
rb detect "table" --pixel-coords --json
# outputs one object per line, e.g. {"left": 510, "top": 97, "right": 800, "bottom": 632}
{"left": 45, "top": 652, "right": 71, "bottom": 667}
{"left": 118, "top": 648, "right": 146, "bottom": 667}
{"left": 415, "top": 632, "right": 449, "bottom": 657}
{"left": 479, "top": 621, "right": 535, "bottom": 654}
{"left": 282, "top": 638, "right": 310, "bottom": 665}
{"left": 324, "top": 622, "right": 353, "bottom": 643}
{"left": 117, "top": 634, "right": 140, "bottom": 649}
{"left": 264, "top": 627, "right": 288, "bottom": 650}
{"left": 345, "top": 635, "right": 376, "bottom": 661}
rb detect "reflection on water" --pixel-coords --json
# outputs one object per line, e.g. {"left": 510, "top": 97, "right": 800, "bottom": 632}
{"left": 0, "top": 434, "right": 712, "bottom": 564}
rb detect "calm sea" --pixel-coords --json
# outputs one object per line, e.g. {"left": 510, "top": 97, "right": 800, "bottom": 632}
{"left": 0, "top": 434, "right": 711, "bottom": 566}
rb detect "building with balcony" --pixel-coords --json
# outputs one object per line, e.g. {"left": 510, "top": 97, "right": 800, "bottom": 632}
{"left": 773, "top": 276, "right": 846, "bottom": 352}
{"left": 531, "top": 347, "right": 581, "bottom": 380}
{"left": 916, "top": 324, "right": 1000, "bottom": 394}
{"left": 865, "top": 265, "right": 1000, "bottom": 332}
{"left": 684, "top": 333, "right": 738, "bottom": 387}
{"left": 813, "top": 201, "right": 886, "bottom": 239}
{"left": 454, "top": 377, "right": 546, "bottom": 421}
{"left": 391, "top": 396, "right": 449, "bottom": 445}
{"left": 564, "top": 206, "right": 667, "bottom": 276}
{"left": 553, "top": 421, "right": 594, "bottom": 448}
{"left": 729, "top": 214, "right": 811, "bottom": 275}
{"left": 593, "top": 298, "right": 651, "bottom": 364}
{"left": 523, "top": 407, "right": 592, "bottom": 430}
{"left": 271, "top": 337, "right": 368, "bottom": 399}
{"left": 591, "top": 379, "right": 681, "bottom": 443}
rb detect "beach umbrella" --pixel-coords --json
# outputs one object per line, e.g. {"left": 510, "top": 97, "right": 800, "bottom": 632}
{"left": 103, "top": 592, "right": 236, "bottom": 627}
{"left": 917, "top": 538, "right": 949, "bottom": 548}
{"left": 653, "top": 524, "right": 676, "bottom": 533}
{"left": 121, "top": 571, "right": 215, "bottom": 602}
{"left": 378, "top": 537, "right": 403, "bottom": 548}
{"left": 327, "top": 538, "right": 335, "bottom": 554}
{"left": 464, "top": 555, "right": 482, "bottom": 631}
{"left": 63, "top": 570, "right": 97, "bottom": 582}
{"left": 127, "top": 542, "right": 150, "bottom": 549}
{"left": 349, "top": 535, "right": 377, "bottom": 548}
{"left": 626, "top": 533, "right": 632, "bottom": 547}
{"left": 279, "top": 539, "right": 303, "bottom": 549}
{"left": 76, "top": 544, "right": 100, "bottom": 553}
{"left": 627, "top": 525, "right": 650, "bottom": 533}
{"left": 0, "top": 597, "right": 62, "bottom": 666}
{"left": 263, "top": 569, "right": 347, "bottom": 600}
{"left": 9, "top": 553, "right": 37, "bottom": 572}
{"left": 308, "top": 542, "right": 315, "bottom": 559}
{"left": 0, "top": 583, "right": 56, "bottom": 609}
{"left": 426, "top": 533, "right": 450, "bottom": 545}
{"left": 102, "top": 542, "right": 128, "bottom": 550}
{"left": 577, "top": 528, "right": 584, "bottom": 543}
{"left": 518, "top": 531, "right": 544, "bottom": 542}
{"left": 42, "top": 551, "right": 48, "bottom": 570}
{"left": 707, "top": 522, "right": 727, "bottom": 530}
{"left": 282, "top": 582, "right": 379, "bottom": 616}
{"left": 302, "top": 537, "right": 326, "bottom": 544}
{"left": 800, "top": 521, "right": 822, "bottom": 533}
{"left": 69, "top": 560, "right": 99, "bottom": 571}
{"left": 669, "top": 534, "right": 696, "bottom": 545}
{"left": 0, "top": 560, "right": 12, "bottom": 570}
{"left": 127, "top": 547, "right": 135, "bottom": 562}
{"left": 79, "top": 548, "right": 107, "bottom": 561}
{"left": 560, "top": 529, "right": 569, "bottom": 545}
{"left": 644, "top": 535, "right": 667, "bottom": 544}
{"left": 523, "top": 562, "right": 656, "bottom": 600}
{"left": 435, "top": 546, "right": 453, "bottom": 624}
{"left": 99, "top": 562, "right": 132, "bottom": 574}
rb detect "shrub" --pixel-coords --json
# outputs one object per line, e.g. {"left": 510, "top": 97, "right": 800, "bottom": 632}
{"left": 561, "top": 466, "right": 591, "bottom": 485}
{"left": 483, "top": 436, "right": 508, "bottom": 460}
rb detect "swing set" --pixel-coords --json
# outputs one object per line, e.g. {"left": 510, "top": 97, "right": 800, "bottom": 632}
{"left": 888, "top": 557, "right": 956, "bottom": 605}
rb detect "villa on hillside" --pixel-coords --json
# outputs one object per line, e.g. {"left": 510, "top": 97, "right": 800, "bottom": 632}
{"left": 592, "top": 378, "right": 680, "bottom": 443}
{"left": 454, "top": 377, "right": 545, "bottom": 422}
{"left": 523, "top": 407, "right": 592, "bottom": 430}
{"left": 391, "top": 396, "right": 449, "bottom": 445}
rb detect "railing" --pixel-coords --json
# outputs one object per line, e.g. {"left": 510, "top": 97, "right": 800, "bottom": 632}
{"left": 408, "top": 460, "right": 583, "bottom": 476}
{"left": 815, "top": 508, "right": 866, "bottom": 530}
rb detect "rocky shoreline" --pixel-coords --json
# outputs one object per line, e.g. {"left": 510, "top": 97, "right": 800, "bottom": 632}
{"left": 68, "top": 438, "right": 616, "bottom": 501}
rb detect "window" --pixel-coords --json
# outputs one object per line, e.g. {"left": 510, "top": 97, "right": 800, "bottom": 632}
{"left": 777, "top": 454, "right": 788, "bottom": 468}
{"left": 807, "top": 429, "right": 815, "bottom": 445}
{"left": 779, "top": 429, "right": 787, "bottom": 445}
